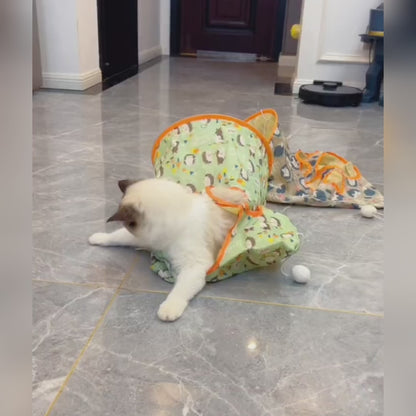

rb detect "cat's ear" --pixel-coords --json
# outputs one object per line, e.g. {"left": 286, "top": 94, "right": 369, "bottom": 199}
{"left": 118, "top": 179, "right": 137, "bottom": 194}
{"left": 107, "top": 204, "right": 137, "bottom": 223}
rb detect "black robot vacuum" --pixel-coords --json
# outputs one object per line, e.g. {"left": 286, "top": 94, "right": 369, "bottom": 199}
{"left": 298, "top": 80, "right": 363, "bottom": 107}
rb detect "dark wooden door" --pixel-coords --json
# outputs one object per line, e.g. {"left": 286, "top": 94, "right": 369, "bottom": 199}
{"left": 97, "top": 0, "right": 138, "bottom": 81}
{"left": 179, "top": 0, "right": 284, "bottom": 59}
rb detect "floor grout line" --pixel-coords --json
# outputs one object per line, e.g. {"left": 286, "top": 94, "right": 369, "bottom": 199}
{"left": 120, "top": 287, "right": 169, "bottom": 295}
{"left": 33, "top": 278, "right": 116, "bottom": 290}
{"left": 33, "top": 278, "right": 383, "bottom": 319}
{"left": 43, "top": 256, "right": 140, "bottom": 416}
{"left": 119, "top": 287, "right": 384, "bottom": 318}
{"left": 199, "top": 295, "right": 384, "bottom": 318}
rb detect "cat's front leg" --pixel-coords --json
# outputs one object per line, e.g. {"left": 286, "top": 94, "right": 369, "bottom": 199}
{"left": 157, "top": 265, "right": 207, "bottom": 322}
{"left": 88, "top": 227, "right": 141, "bottom": 247}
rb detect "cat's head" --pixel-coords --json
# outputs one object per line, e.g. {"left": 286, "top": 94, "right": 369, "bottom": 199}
{"left": 107, "top": 179, "right": 143, "bottom": 234}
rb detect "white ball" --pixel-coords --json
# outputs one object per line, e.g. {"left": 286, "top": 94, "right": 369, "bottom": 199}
{"left": 291, "top": 265, "right": 311, "bottom": 284}
{"left": 360, "top": 205, "right": 377, "bottom": 218}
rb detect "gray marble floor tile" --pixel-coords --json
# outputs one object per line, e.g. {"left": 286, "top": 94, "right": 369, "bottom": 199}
{"left": 33, "top": 204, "right": 141, "bottom": 286}
{"left": 33, "top": 134, "right": 97, "bottom": 174}
{"left": 33, "top": 91, "right": 103, "bottom": 137}
{"left": 120, "top": 205, "right": 383, "bottom": 315}
{"left": 33, "top": 57, "right": 383, "bottom": 416}
{"left": 32, "top": 281, "right": 115, "bottom": 416}
{"left": 32, "top": 165, "right": 143, "bottom": 287}
{"left": 121, "top": 250, "right": 172, "bottom": 293}
{"left": 33, "top": 151, "right": 151, "bottom": 286}
{"left": 137, "top": 57, "right": 278, "bottom": 96}
{"left": 46, "top": 292, "right": 383, "bottom": 416}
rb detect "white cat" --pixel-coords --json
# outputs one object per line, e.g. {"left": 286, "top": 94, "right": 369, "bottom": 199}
{"left": 89, "top": 178, "right": 246, "bottom": 321}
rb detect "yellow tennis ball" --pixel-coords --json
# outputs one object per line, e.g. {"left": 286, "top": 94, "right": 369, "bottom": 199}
{"left": 290, "top": 24, "right": 301, "bottom": 40}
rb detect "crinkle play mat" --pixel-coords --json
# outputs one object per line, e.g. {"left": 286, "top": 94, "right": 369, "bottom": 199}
{"left": 267, "top": 129, "right": 384, "bottom": 208}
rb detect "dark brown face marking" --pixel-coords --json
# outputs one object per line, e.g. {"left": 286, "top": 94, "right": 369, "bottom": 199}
{"left": 118, "top": 179, "right": 137, "bottom": 194}
{"left": 107, "top": 204, "right": 137, "bottom": 224}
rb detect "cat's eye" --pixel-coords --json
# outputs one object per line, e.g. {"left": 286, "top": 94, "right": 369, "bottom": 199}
{"left": 128, "top": 221, "right": 136, "bottom": 228}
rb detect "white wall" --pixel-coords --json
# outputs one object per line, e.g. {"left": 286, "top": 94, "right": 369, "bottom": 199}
{"left": 36, "top": 0, "right": 80, "bottom": 75}
{"left": 37, "top": 0, "right": 164, "bottom": 89}
{"left": 36, "top": 0, "right": 101, "bottom": 90}
{"left": 138, "top": 0, "right": 162, "bottom": 64}
{"left": 77, "top": 0, "right": 100, "bottom": 74}
{"left": 293, "top": 0, "right": 380, "bottom": 93}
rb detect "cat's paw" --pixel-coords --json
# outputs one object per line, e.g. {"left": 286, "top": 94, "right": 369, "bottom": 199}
{"left": 88, "top": 233, "right": 110, "bottom": 246}
{"left": 157, "top": 297, "right": 188, "bottom": 322}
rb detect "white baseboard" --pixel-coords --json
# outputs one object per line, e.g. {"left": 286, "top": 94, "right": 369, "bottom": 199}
{"left": 279, "top": 55, "right": 297, "bottom": 67}
{"left": 292, "top": 78, "right": 312, "bottom": 94}
{"left": 318, "top": 53, "right": 369, "bottom": 64}
{"left": 42, "top": 69, "right": 102, "bottom": 90}
{"left": 292, "top": 78, "right": 364, "bottom": 94}
{"left": 139, "top": 45, "right": 162, "bottom": 65}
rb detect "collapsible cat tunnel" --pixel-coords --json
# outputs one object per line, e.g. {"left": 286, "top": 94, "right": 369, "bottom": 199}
{"left": 151, "top": 109, "right": 300, "bottom": 282}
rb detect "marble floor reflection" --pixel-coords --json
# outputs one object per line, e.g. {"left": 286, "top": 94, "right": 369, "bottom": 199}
{"left": 33, "top": 57, "right": 383, "bottom": 416}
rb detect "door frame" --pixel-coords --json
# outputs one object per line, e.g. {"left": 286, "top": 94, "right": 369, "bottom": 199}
{"left": 96, "top": 0, "right": 139, "bottom": 82}
{"left": 170, "top": 0, "right": 287, "bottom": 61}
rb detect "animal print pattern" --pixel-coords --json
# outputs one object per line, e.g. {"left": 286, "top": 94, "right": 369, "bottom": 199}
{"left": 153, "top": 117, "right": 271, "bottom": 207}
{"left": 151, "top": 115, "right": 300, "bottom": 283}
{"left": 150, "top": 208, "right": 299, "bottom": 283}
{"left": 267, "top": 131, "right": 384, "bottom": 208}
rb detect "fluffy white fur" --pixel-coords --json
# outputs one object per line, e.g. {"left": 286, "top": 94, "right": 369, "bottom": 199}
{"left": 89, "top": 178, "right": 246, "bottom": 321}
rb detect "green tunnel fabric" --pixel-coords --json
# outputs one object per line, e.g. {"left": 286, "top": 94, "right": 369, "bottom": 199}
{"left": 151, "top": 113, "right": 300, "bottom": 283}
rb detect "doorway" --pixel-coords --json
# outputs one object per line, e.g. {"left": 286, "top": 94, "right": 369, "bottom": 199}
{"left": 97, "top": 0, "right": 138, "bottom": 83}
{"left": 171, "top": 0, "right": 287, "bottom": 61}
